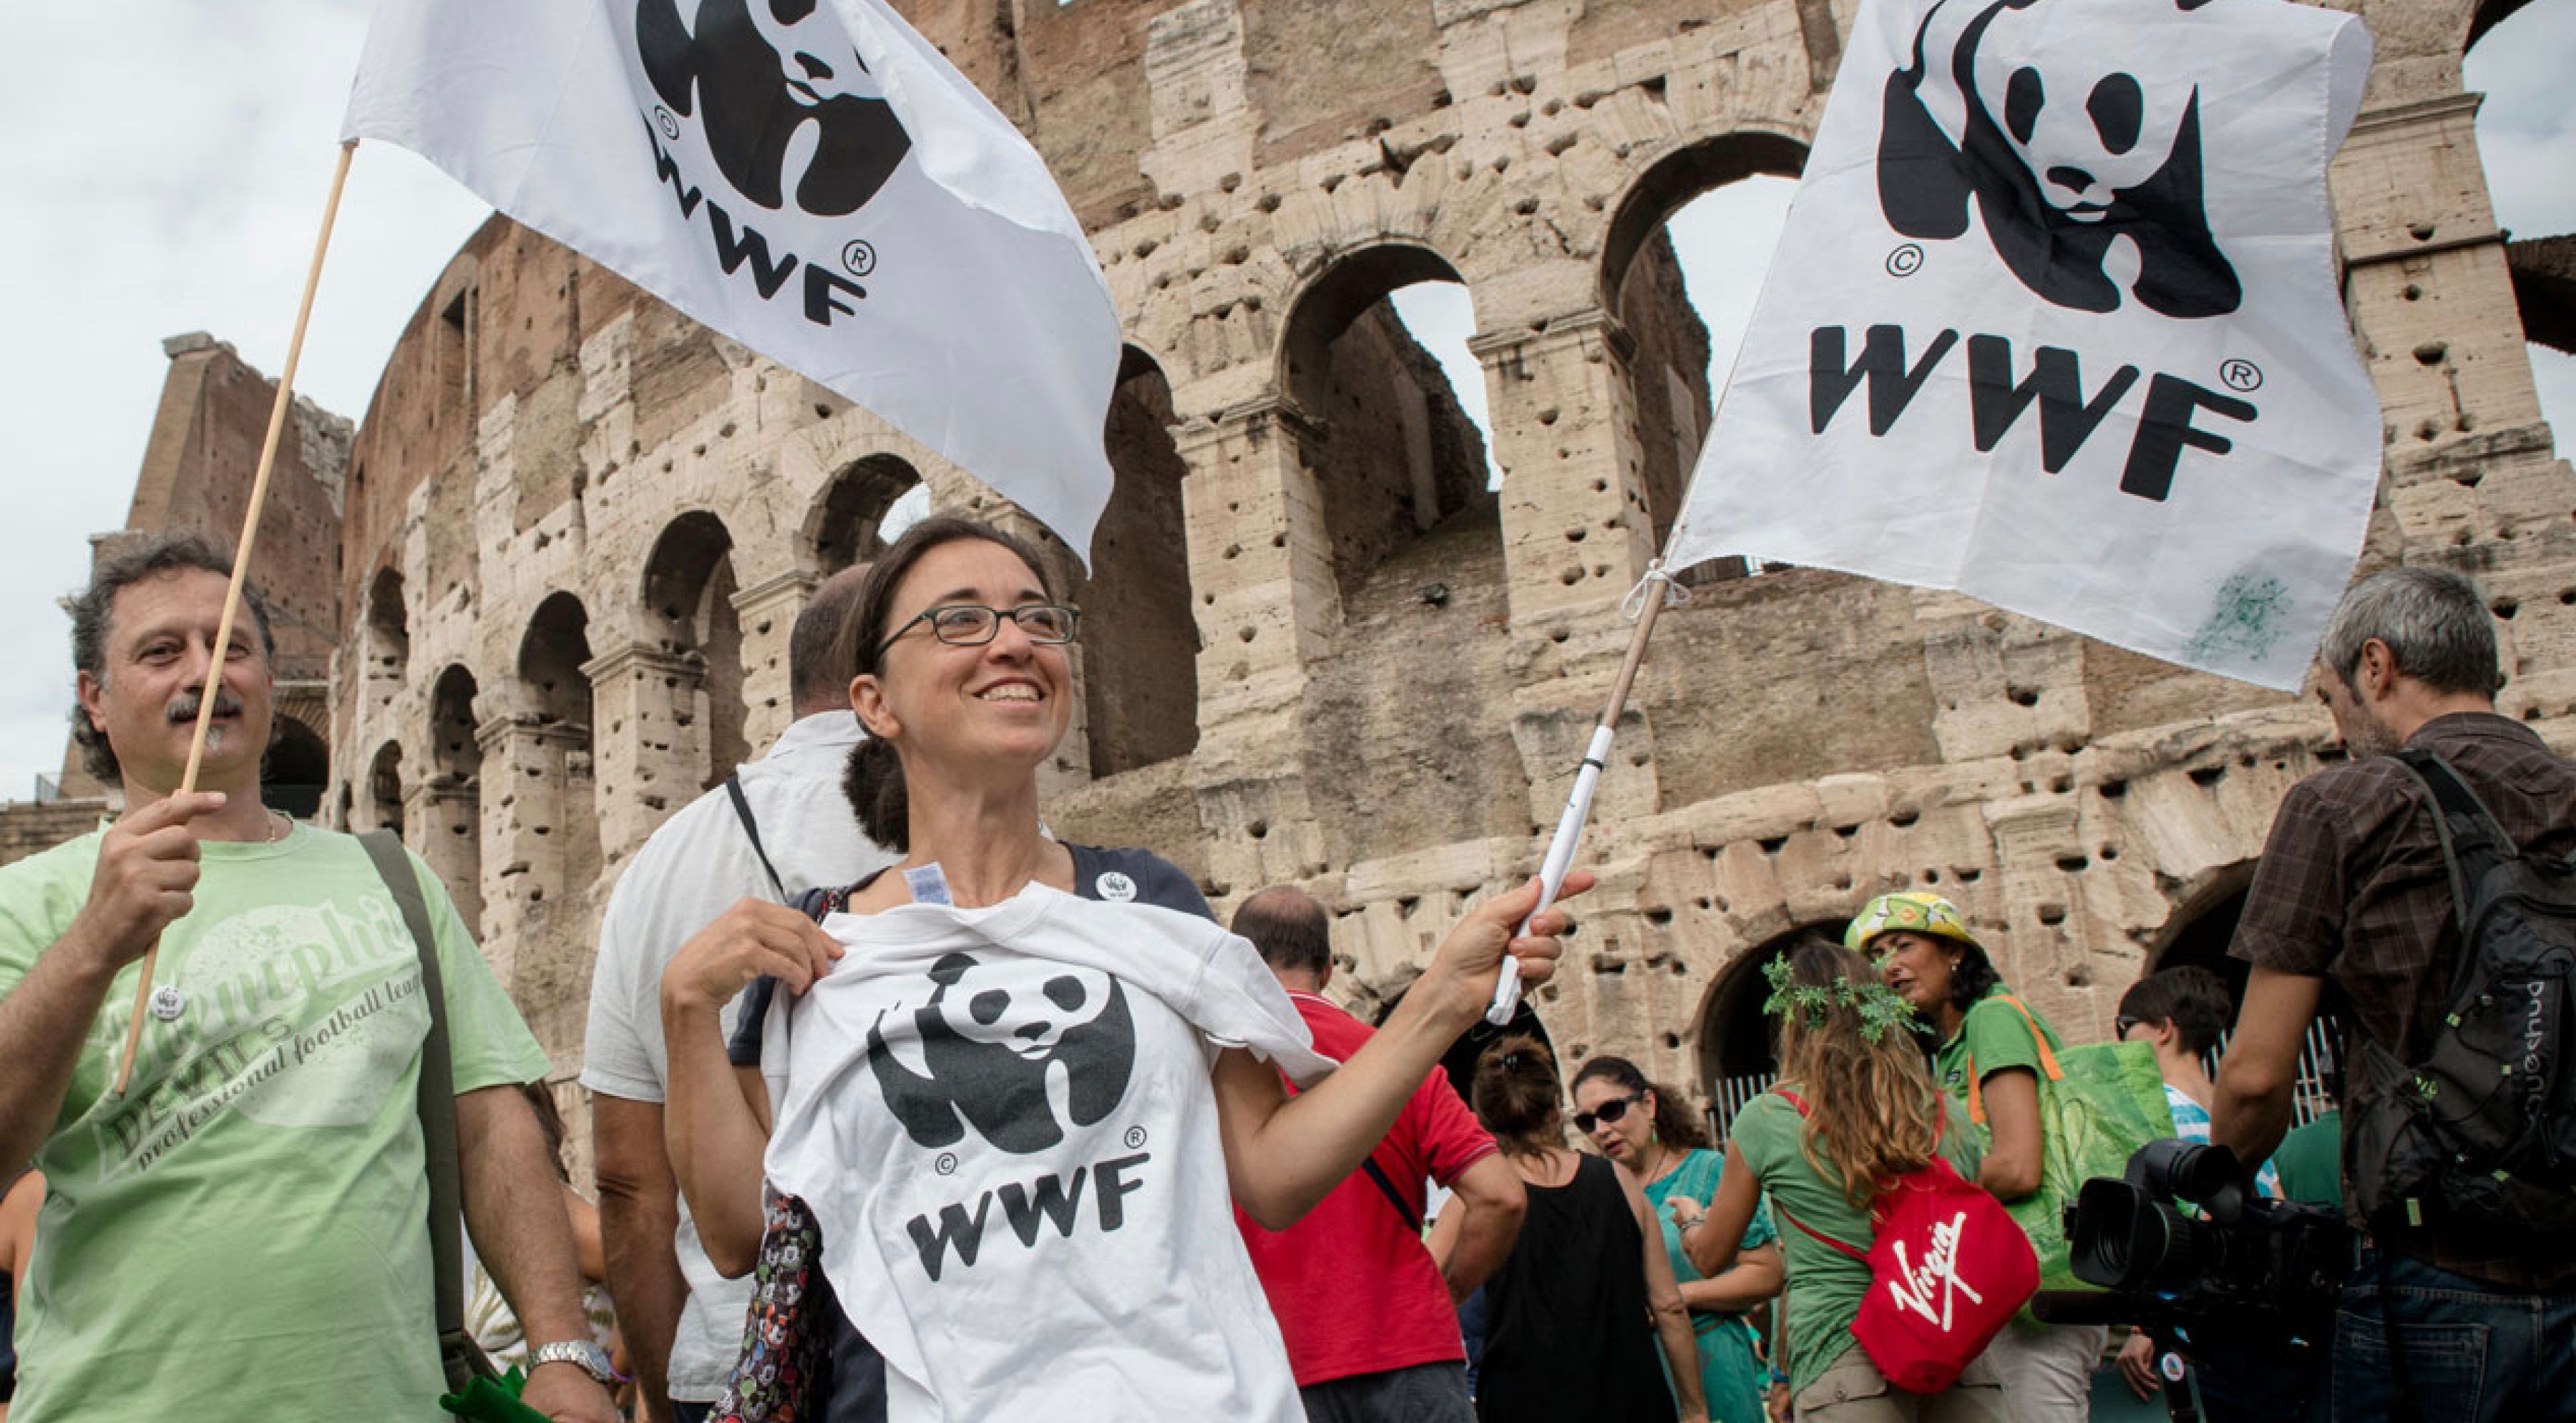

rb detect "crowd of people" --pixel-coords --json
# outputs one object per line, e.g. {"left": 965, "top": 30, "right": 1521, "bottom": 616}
{"left": 0, "top": 520, "right": 2567, "bottom": 1423}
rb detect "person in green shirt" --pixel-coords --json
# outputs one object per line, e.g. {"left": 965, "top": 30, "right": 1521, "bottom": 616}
{"left": 0, "top": 537, "right": 616, "bottom": 1423}
{"left": 2272, "top": 1106, "right": 2343, "bottom": 1210}
{"left": 1853, "top": 891, "right": 2102, "bottom": 1423}
{"left": 1694, "top": 937, "right": 2007, "bottom": 1422}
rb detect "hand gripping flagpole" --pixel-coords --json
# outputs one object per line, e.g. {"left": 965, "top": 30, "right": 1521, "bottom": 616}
{"left": 1487, "top": 560, "right": 1688, "bottom": 1025}
{"left": 112, "top": 140, "right": 360, "bottom": 1097}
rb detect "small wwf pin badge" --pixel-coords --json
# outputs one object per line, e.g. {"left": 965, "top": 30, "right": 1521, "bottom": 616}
{"left": 1095, "top": 870, "right": 1138, "bottom": 902}
{"left": 148, "top": 985, "right": 187, "bottom": 1021}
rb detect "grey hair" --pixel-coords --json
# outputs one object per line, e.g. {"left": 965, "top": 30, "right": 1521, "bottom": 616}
{"left": 2316, "top": 566, "right": 2503, "bottom": 699}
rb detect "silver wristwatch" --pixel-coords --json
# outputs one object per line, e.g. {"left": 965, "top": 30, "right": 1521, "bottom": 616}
{"left": 528, "top": 1338, "right": 618, "bottom": 1386}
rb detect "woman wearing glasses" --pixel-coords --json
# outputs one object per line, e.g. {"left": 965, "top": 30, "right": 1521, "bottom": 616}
{"left": 660, "top": 515, "right": 1583, "bottom": 1423}
{"left": 1570, "top": 1058, "right": 1780, "bottom": 1422}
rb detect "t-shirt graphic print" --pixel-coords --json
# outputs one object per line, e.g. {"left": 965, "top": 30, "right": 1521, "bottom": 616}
{"left": 762, "top": 885, "right": 1332, "bottom": 1423}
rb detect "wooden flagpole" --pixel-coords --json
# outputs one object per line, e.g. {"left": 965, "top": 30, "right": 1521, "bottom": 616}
{"left": 113, "top": 140, "right": 361, "bottom": 1096}
{"left": 1486, "top": 560, "right": 1682, "bottom": 1026}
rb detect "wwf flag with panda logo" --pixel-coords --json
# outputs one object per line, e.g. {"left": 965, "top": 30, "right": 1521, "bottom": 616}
{"left": 1663, "top": 0, "right": 2375, "bottom": 690}
{"left": 343, "top": 0, "right": 1121, "bottom": 560}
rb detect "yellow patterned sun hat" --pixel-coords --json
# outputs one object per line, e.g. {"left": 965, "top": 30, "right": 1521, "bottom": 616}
{"left": 1844, "top": 892, "right": 1983, "bottom": 954}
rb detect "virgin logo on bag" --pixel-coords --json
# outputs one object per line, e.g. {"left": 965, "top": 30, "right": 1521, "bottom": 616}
{"left": 1773, "top": 1090, "right": 2038, "bottom": 1392}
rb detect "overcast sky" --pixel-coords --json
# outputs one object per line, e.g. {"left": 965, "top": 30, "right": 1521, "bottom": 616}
{"left": 0, "top": 1, "right": 2567, "bottom": 805}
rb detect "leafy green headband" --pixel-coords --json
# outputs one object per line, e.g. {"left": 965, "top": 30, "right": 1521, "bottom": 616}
{"left": 1761, "top": 956, "right": 1918, "bottom": 1044}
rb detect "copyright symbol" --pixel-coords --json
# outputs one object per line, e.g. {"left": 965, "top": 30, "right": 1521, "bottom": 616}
{"left": 1123, "top": 1126, "right": 1148, "bottom": 1150}
{"left": 1886, "top": 244, "right": 1925, "bottom": 278}
{"left": 935, "top": 1152, "right": 958, "bottom": 1176}
{"left": 2220, "top": 359, "right": 2263, "bottom": 393}
{"left": 653, "top": 107, "right": 679, "bottom": 140}
{"left": 842, "top": 240, "right": 877, "bottom": 277}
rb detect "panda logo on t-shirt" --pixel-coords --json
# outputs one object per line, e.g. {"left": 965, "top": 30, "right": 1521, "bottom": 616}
{"left": 866, "top": 951, "right": 1138, "bottom": 1155}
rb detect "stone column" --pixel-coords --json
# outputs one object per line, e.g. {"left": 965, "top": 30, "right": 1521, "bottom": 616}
{"left": 1473, "top": 309, "right": 1665, "bottom": 831}
{"left": 407, "top": 780, "right": 484, "bottom": 941}
{"left": 732, "top": 569, "right": 819, "bottom": 752}
{"left": 1174, "top": 395, "right": 1342, "bottom": 895}
{"left": 583, "top": 642, "right": 708, "bottom": 868}
{"left": 475, "top": 714, "right": 596, "bottom": 982}
{"left": 2336, "top": 93, "right": 2558, "bottom": 542}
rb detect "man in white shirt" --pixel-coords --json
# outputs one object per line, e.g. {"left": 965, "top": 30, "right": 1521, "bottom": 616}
{"left": 582, "top": 568, "right": 895, "bottom": 1422}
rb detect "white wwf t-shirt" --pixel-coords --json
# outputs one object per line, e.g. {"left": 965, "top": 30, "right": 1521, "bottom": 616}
{"left": 761, "top": 883, "right": 1335, "bottom": 1423}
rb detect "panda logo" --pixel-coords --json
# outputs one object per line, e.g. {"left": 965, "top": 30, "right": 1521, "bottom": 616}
{"left": 635, "top": 0, "right": 912, "bottom": 218}
{"left": 866, "top": 952, "right": 1138, "bottom": 1155}
{"left": 1876, "top": 0, "right": 2241, "bottom": 319}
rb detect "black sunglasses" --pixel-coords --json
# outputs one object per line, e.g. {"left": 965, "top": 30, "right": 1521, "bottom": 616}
{"left": 1573, "top": 1093, "right": 1645, "bottom": 1134}
{"left": 2115, "top": 1015, "right": 2146, "bottom": 1037}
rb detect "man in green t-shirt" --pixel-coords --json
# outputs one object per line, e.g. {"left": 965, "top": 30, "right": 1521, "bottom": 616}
{"left": 0, "top": 538, "right": 617, "bottom": 1423}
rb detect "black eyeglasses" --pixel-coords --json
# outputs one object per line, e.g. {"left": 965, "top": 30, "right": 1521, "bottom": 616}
{"left": 2114, "top": 1015, "right": 2145, "bottom": 1038}
{"left": 876, "top": 603, "right": 1080, "bottom": 660}
{"left": 1573, "top": 1093, "right": 1645, "bottom": 1134}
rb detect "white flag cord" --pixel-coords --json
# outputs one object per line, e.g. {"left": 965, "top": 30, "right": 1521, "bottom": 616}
{"left": 1487, "top": 561, "right": 1688, "bottom": 1025}
{"left": 114, "top": 140, "right": 361, "bottom": 1096}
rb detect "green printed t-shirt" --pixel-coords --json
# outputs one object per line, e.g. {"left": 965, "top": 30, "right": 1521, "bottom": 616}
{"left": 1729, "top": 1089, "right": 1984, "bottom": 1396}
{"left": 0, "top": 824, "right": 549, "bottom": 1423}
{"left": 1933, "top": 982, "right": 2064, "bottom": 1102}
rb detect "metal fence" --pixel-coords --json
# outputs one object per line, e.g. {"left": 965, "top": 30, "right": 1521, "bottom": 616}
{"left": 1702, "top": 1016, "right": 2343, "bottom": 1142}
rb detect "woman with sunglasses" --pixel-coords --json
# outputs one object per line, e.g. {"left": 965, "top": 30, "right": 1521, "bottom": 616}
{"left": 659, "top": 516, "right": 1584, "bottom": 1423}
{"left": 1571, "top": 1058, "right": 1781, "bottom": 1422}
{"left": 1457, "top": 1035, "right": 1707, "bottom": 1423}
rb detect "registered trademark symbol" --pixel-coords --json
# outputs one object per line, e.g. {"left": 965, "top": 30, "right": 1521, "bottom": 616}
{"left": 653, "top": 106, "right": 679, "bottom": 140}
{"left": 842, "top": 240, "right": 877, "bottom": 277}
{"left": 1123, "top": 1126, "right": 1148, "bottom": 1150}
{"left": 934, "top": 1151, "right": 959, "bottom": 1176}
{"left": 2220, "top": 359, "right": 2263, "bottom": 393}
{"left": 1886, "top": 243, "right": 1926, "bottom": 278}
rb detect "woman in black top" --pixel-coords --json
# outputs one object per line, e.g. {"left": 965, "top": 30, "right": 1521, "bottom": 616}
{"left": 1453, "top": 1036, "right": 1705, "bottom": 1423}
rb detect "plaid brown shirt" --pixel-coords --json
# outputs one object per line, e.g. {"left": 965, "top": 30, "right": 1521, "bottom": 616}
{"left": 2232, "top": 712, "right": 2576, "bottom": 1288}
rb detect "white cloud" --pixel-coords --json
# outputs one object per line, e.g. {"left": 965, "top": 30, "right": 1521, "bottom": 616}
{"left": 0, "top": 2, "right": 488, "bottom": 802}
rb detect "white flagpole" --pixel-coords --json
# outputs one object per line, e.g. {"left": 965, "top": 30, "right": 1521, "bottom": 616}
{"left": 113, "top": 140, "right": 359, "bottom": 1096}
{"left": 1487, "top": 563, "right": 1682, "bottom": 1025}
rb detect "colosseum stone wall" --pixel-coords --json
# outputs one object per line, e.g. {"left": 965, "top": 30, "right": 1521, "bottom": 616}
{"left": 45, "top": 0, "right": 2569, "bottom": 1131}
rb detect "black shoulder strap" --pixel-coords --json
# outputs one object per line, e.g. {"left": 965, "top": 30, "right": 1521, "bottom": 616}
{"left": 725, "top": 774, "right": 789, "bottom": 899}
{"left": 2391, "top": 749, "right": 2515, "bottom": 939}
{"left": 1358, "top": 1157, "right": 1422, "bottom": 1234}
{"left": 358, "top": 830, "right": 490, "bottom": 1392}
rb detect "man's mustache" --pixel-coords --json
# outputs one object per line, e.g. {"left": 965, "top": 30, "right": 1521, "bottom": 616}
{"left": 166, "top": 690, "right": 245, "bottom": 723}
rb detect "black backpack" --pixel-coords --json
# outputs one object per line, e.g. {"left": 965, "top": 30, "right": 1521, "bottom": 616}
{"left": 2346, "top": 751, "right": 2576, "bottom": 1247}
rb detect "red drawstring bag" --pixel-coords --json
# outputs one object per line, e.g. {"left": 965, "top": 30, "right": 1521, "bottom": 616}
{"left": 1768, "top": 1089, "right": 2038, "bottom": 1393}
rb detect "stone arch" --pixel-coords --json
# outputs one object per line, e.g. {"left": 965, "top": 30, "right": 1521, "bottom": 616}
{"left": 363, "top": 565, "right": 408, "bottom": 715}
{"left": 368, "top": 740, "right": 406, "bottom": 837}
{"left": 262, "top": 716, "right": 329, "bottom": 820}
{"left": 1693, "top": 917, "right": 1852, "bottom": 1104}
{"left": 640, "top": 510, "right": 748, "bottom": 789}
{"left": 1596, "top": 131, "right": 1810, "bottom": 551}
{"left": 2466, "top": 0, "right": 2538, "bottom": 52}
{"left": 1277, "top": 242, "right": 1498, "bottom": 598}
{"left": 2142, "top": 860, "right": 2260, "bottom": 1006}
{"left": 517, "top": 593, "right": 601, "bottom": 908}
{"left": 426, "top": 664, "right": 486, "bottom": 930}
{"left": 806, "top": 454, "right": 926, "bottom": 575}
{"left": 1075, "top": 346, "right": 1200, "bottom": 777}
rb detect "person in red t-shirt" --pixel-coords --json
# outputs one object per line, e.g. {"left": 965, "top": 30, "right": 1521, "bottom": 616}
{"left": 1231, "top": 887, "right": 1528, "bottom": 1422}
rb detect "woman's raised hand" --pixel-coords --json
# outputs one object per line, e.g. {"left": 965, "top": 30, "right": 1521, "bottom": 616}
{"left": 1416, "top": 872, "right": 1594, "bottom": 1028}
{"left": 659, "top": 898, "right": 845, "bottom": 1016}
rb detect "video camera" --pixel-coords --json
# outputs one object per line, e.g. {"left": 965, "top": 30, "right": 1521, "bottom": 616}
{"left": 2034, "top": 1140, "right": 2352, "bottom": 1342}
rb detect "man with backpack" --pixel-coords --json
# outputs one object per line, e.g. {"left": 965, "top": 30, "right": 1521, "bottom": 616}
{"left": 2215, "top": 566, "right": 2576, "bottom": 1423}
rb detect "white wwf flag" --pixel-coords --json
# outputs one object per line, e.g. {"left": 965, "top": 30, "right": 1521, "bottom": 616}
{"left": 345, "top": 0, "right": 1121, "bottom": 560}
{"left": 1664, "top": 0, "right": 2376, "bottom": 689}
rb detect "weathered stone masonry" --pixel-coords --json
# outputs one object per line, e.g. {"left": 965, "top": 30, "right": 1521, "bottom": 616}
{"left": 28, "top": 0, "right": 2569, "bottom": 1137}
